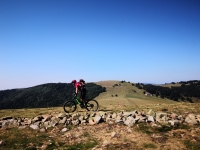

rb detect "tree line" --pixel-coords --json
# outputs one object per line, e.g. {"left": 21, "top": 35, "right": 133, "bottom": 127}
{"left": 135, "top": 80, "right": 200, "bottom": 102}
{"left": 0, "top": 83, "right": 106, "bottom": 109}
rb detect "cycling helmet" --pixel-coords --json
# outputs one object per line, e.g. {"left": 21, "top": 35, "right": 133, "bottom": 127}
{"left": 79, "top": 79, "right": 85, "bottom": 83}
{"left": 71, "top": 80, "right": 76, "bottom": 84}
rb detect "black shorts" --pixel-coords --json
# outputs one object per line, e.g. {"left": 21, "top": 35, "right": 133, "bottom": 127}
{"left": 81, "top": 88, "right": 86, "bottom": 100}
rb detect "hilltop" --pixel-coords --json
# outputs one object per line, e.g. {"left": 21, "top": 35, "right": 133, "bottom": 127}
{"left": 0, "top": 80, "right": 199, "bottom": 110}
{"left": 94, "top": 80, "right": 200, "bottom": 110}
{"left": 94, "top": 80, "right": 176, "bottom": 111}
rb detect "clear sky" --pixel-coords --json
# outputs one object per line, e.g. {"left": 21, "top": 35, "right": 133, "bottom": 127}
{"left": 0, "top": 0, "right": 200, "bottom": 90}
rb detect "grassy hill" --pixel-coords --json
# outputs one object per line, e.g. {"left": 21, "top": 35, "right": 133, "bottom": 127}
{"left": 0, "top": 80, "right": 199, "bottom": 110}
{"left": 1, "top": 80, "right": 200, "bottom": 150}
{"left": 94, "top": 81, "right": 178, "bottom": 111}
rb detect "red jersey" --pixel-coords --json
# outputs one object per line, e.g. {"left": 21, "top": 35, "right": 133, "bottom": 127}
{"left": 75, "top": 82, "right": 82, "bottom": 89}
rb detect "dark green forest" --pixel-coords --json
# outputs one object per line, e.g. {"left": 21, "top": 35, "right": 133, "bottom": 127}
{"left": 0, "top": 83, "right": 106, "bottom": 109}
{"left": 135, "top": 80, "right": 200, "bottom": 102}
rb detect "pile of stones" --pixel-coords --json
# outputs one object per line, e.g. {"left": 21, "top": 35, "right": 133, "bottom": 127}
{"left": 0, "top": 110, "right": 199, "bottom": 131}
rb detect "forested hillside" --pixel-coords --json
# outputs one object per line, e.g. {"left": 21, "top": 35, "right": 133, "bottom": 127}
{"left": 0, "top": 83, "right": 106, "bottom": 109}
{"left": 135, "top": 80, "right": 200, "bottom": 102}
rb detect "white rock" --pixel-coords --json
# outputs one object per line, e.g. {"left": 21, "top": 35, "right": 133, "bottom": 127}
{"left": 30, "top": 124, "right": 39, "bottom": 130}
{"left": 61, "top": 128, "right": 69, "bottom": 132}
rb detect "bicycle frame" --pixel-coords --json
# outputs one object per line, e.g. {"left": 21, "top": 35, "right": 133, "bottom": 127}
{"left": 74, "top": 96, "right": 81, "bottom": 105}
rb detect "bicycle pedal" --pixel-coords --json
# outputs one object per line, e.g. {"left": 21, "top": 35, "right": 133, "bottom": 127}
{"left": 80, "top": 104, "right": 85, "bottom": 108}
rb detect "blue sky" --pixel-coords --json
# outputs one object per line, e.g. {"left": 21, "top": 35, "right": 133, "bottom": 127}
{"left": 0, "top": 0, "right": 200, "bottom": 90}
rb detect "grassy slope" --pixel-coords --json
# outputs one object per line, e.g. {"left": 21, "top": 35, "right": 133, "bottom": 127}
{"left": 95, "top": 80, "right": 177, "bottom": 107}
{"left": 1, "top": 81, "right": 200, "bottom": 150}
{"left": 0, "top": 80, "right": 189, "bottom": 118}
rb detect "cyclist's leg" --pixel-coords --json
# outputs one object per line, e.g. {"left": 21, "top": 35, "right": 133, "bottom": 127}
{"left": 81, "top": 88, "right": 86, "bottom": 105}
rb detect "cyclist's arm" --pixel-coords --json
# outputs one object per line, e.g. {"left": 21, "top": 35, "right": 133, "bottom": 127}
{"left": 75, "top": 87, "right": 78, "bottom": 94}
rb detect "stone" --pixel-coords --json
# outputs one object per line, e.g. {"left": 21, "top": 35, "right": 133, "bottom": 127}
{"left": 42, "top": 115, "right": 52, "bottom": 122}
{"left": 59, "top": 117, "right": 67, "bottom": 124}
{"left": 112, "top": 113, "right": 117, "bottom": 119}
{"left": 90, "top": 112, "right": 96, "bottom": 117}
{"left": 61, "top": 128, "right": 69, "bottom": 132}
{"left": 168, "top": 120, "right": 180, "bottom": 126}
{"left": 124, "top": 116, "right": 135, "bottom": 127}
{"left": 33, "top": 121, "right": 41, "bottom": 126}
{"left": 72, "top": 120, "right": 79, "bottom": 126}
{"left": 81, "top": 120, "right": 87, "bottom": 125}
{"left": 50, "top": 117, "right": 60, "bottom": 127}
{"left": 72, "top": 113, "right": 80, "bottom": 120}
{"left": 43, "top": 121, "right": 50, "bottom": 129}
{"left": 123, "top": 112, "right": 133, "bottom": 117}
{"left": 156, "top": 112, "right": 167, "bottom": 123}
{"left": 97, "top": 111, "right": 107, "bottom": 116}
{"left": 8, "top": 119, "right": 18, "bottom": 127}
{"left": 102, "top": 140, "right": 110, "bottom": 146}
{"left": 30, "top": 124, "right": 39, "bottom": 130}
{"left": 115, "top": 115, "right": 123, "bottom": 123}
{"left": 147, "top": 116, "right": 155, "bottom": 123}
{"left": 147, "top": 109, "right": 156, "bottom": 117}
{"left": 57, "top": 113, "right": 66, "bottom": 118}
{"left": 32, "top": 116, "right": 43, "bottom": 123}
{"left": 18, "top": 126, "right": 26, "bottom": 129}
{"left": 0, "top": 140, "right": 6, "bottom": 146}
{"left": 185, "top": 114, "right": 198, "bottom": 125}
{"left": 40, "top": 128, "right": 46, "bottom": 132}
{"left": 94, "top": 115, "right": 101, "bottom": 124}
{"left": 1, "top": 120, "right": 9, "bottom": 128}
{"left": 89, "top": 118, "right": 95, "bottom": 125}
{"left": 111, "top": 132, "right": 117, "bottom": 138}
{"left": 170, "top": 113, "right": 178, "bottom": 120}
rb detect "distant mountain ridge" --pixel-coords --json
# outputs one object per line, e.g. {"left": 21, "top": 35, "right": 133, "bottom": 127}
{"left": 135, "top": 80, "right": 200, "bottom": 102}
{"left": 0, "top": 82, "right": 106, "bottom": 109}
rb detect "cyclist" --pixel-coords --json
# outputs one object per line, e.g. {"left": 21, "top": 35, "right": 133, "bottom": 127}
{"left": 71, "top": 79, "right": 86, "bottom": 107}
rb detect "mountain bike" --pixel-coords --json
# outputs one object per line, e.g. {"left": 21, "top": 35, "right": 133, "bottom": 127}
{"left": 63, "top": 95, "right": 99, "bottom": 113}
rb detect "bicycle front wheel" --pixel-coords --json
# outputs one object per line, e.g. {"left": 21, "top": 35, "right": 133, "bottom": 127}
{"left": 85, "top": 100, "right": 99, "bottom": 111}
{"left": 63, "top": 101, "right": 76, "bottom": 113}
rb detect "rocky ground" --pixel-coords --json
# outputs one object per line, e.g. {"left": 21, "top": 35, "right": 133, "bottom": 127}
{"left": 1, "top": 107, "right": 200, "bottom": 150}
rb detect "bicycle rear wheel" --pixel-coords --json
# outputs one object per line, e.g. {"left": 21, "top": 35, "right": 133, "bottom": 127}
{"left": 63, "top": 101, "right": 76, "bottom": 113}
{"left": 85, "top": 100, "right": 99, "bottom": 111}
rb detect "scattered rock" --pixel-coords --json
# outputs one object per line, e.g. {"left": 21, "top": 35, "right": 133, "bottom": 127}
{"left": 30, "top": 124, "right": 39, "bottom": 130}
{"left": 185, "top": 113, "right": 198, "bottom": 125}
{"left": 0, "top": 110, "right": 199, "bottom": 131}
{"left": 111, "top": 131, "right": 117, "bottom": 138}
{"left": 61, "top": 128, "right": 69, "bottom": 132}
{"left": 124, "top": 116, "right": 135, "bottom": 127}
{"left": 102, "top": 140, "right": 110, "bottom": 146}
{"left": 0, "top": 140, "right": 6, "bottom": 146}
{"left": 147, "top": 109, "right": 156, "bottom": 117}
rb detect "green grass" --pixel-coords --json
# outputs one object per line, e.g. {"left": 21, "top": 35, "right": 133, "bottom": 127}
{"left": 142, "top": 143, "right": 157, "bottom": 149}
{"left": 0, "top": 127, "right": 46, "bottom": 149}
{"left": 135, "top": 123, "right": 192, "bottom": 135}
{"left": 184, "top": 140, "right": 200, "bottom": 150}
{"left": 96, "top": 81, "right": 178, "bottom": 110}
{"left": 0, "top": 107, "right": 63, "bottom": 118}
{"left": 64, "top": 131, "right": 98, "bottom": 150}
{"left": 65, "top": 140, "right": 98, "bottom": 150}
{"left": 0, "top": 127, "right": 98, "bottom": 150}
